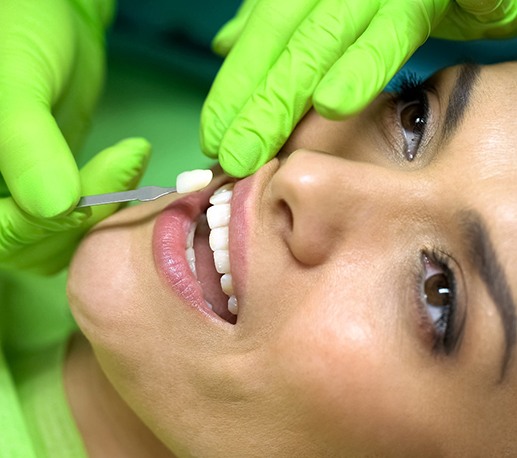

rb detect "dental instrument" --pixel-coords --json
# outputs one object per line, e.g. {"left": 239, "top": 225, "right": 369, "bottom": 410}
{"left": 76, "top": 169, "right": 213, "bottom": 208}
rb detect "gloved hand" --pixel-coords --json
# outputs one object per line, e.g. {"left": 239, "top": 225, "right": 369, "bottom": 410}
{"left": 0, "top": 0, "right": 120, "bottom": 272}
{"left": 0, "top": 0, "right": 115, "bottom": 215}
{"left": 201, "top": 0, "right": 517, "bottom": 178}
{"left": 0, "top": 138, "right": 151, "bottom": 275}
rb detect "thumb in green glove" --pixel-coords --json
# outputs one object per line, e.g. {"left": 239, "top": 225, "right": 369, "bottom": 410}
{"left": 0, "top": 138, "right": 151, "bottom": 275}
{"left": 201, "top": 0, "right": 517, "bottom": 179}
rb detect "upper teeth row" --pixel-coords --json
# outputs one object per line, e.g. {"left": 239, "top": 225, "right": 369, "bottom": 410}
{"left": 207, "top": 184, "right": 237, "bottom": 315}
{"left": 186, "top": 183, "right": 238, "bottom": 316}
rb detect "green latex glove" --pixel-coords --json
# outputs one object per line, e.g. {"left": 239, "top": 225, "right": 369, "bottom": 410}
{"left": 201, "top": 0, "right": 517, "bottom": 178}
{"left": 0, "top": 0, "right": 114, "bottom": 218}
{"left": 0, "top": 138, "right": 151, "bottom": 275}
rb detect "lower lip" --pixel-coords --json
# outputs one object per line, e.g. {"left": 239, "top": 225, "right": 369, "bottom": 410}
{"left": 152, "top": 188, "right": 217, "bottom": 321}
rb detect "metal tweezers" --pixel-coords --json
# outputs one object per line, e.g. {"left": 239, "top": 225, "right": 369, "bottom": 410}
{"left": 76, "top": 186, "right": 177, "bottom": 208}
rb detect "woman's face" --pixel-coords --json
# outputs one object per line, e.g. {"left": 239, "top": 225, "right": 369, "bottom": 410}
{"left": 68, "top": 62, "right": 517, "bottom": 457}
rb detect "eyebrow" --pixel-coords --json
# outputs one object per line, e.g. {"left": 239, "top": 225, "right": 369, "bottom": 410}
{"left": 458, "top": 210, "right": 517, "bottom": 381}
{"left": 442, "top": 62, "right": 481, "bottom": 141}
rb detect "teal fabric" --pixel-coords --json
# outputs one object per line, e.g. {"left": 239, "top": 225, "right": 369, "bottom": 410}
{"left": 391, "top": 36, "right": 517, "bottom": 88}
{"left": 110, "top": 0, "right": 241, "bottom": 83}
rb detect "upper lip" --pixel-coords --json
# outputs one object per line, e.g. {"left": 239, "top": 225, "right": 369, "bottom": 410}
{"left": 228, "top": 159, "right": 281, "bottom": 317}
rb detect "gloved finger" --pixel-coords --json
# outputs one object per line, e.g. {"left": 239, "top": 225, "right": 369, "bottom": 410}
{"left": 0, "top": 2, "right": 79, "bottom": 218}
{"left": 313, "top": 0, "right": 449, "bottom": 118}
{"left": 78, "top": 137, "right": 152, "bottom": 228}
{"left": 201, "top": 0, "right": 319, "bottom": 159}
{"left": 456, "top": 0, "right": 505, "bottom": 16}
{"left": 0, "top": 102, "right": 81, "bottom": 218}
{"left": 212, "top": 0, "right": 260, "bottom": 56}
{"left": 52, "top": 27, "right": 105, "bottom": 153}
{"left": 0, "top": 137, "right": 151, "bottom": 275}
{"left": 0, "top": 197, "right": 89, "bottom": 258}
{"left": 217, "top": 0, "right": 376, "bottom": 177}
{"left": 0, "top": 205, "right": 87, "bottom": 274}
{"left": 435, "top": 0, "right": 517, "bottom": 37}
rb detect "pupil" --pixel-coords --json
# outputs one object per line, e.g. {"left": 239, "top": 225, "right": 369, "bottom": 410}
{"left": 424, "top": 273, "right": 450, "bottom": 307}
{"left": 401, "top": 102, "right": 424, "bottom": 132}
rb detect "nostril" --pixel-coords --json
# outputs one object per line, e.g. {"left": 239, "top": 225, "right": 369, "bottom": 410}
{"left": 270, "top": 149, "right": 345, "bottom": 265}
{"left": 271, "top": 198, "right": 294, "bottom": 243}
{"left": 280, "top": 200, "right": 293, "bottom": 234}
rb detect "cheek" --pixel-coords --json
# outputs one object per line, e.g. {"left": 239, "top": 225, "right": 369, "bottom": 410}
{"left": 68, "top": 222, "right": 139, "bottom": 338}
{"left": 265, "top": 282, "right": 442, "bottom": 454}
{"left": 67, "top": 203, "right": 165, "bottom": 360}
{"left": 271, "top": 293, "right": 385, "bottom": 414}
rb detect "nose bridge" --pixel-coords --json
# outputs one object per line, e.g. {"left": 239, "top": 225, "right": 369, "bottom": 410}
{"left": 270, "top": 150, "right": 419, "bottom": 265}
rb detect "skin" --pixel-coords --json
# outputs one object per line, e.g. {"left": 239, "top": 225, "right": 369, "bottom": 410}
{"left": 66, "top": 62, "right": 517, "bottom": 457}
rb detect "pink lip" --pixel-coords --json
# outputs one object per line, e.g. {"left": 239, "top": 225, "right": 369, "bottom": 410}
{"left": 229, "top": 159, "right": 280, "bottom": 308}
{"left": 153, "top": 184, "right": 221, "bottom": 321}
{"left": 153, "top": 160, "right": 279, "bottom": 324}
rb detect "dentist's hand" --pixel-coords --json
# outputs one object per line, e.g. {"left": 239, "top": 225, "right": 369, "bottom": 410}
{"left": 0, "top": 138, "right": 151, "bottom": 274}
{"left": 0, "top": 0, "right": 117, "bottom": 272}
{"left": 0, "top": 0, "right": 114, "bottom": 216}
{"left": 201, "top": 0, "right": 517, "bottom": 178}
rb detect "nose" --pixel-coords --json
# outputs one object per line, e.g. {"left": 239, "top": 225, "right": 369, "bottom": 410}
{"left": 270, "top": 150, "right": 426, "bottom": 265}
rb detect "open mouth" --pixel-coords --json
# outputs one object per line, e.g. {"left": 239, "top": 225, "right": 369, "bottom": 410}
{"left": 186, "top": 183, "right": 237, "bottom": 324}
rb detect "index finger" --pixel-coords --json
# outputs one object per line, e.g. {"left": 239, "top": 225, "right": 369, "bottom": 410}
{"left": 201, "top": 0, "right": 319, "bottom": 158}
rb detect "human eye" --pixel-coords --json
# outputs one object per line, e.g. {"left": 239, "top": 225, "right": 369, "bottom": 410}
{"left": 416, "top": 250, "right": 466, "bottom": 355}
{"left": 388, "top": 74, "right": 432, "bottom": 162}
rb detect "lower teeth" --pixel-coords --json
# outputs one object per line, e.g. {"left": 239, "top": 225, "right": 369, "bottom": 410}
{"left": 228, "top": 295, "right": 238, "bottom": 315}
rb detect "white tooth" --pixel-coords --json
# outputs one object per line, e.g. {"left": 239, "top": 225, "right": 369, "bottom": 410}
{"left": 176, "top": 169, "right": 213, "bottom": 193}
{"left": 227, "top": 295, "right": 238, "bottom": 315}
{"left": 189, "top": 260, "right": 197, "bottom": 277}
{"left": 186, "top": 247, "right": 195, "bottom": 264}
{"left": 186, "top": 247, "right": 197, "bottom": 277}
{"left": 187, "top": 222, "right": 197, "bottom": 249}
{"left": 213, "top": 183, "right": 234, "bottom": 195}
{"left": 205, "top": 301, "right": 213, "bottom": 310}
{"left": 220, "top": 274, "right": 234, "bottom": 296}
{"left": 213, "top": 250, "right": 230, "bottom": 274}
{"left": 206, "top": 204, "right": 231, "bottom": 229}
{"left": 209, "top": 226, "right": 229, "bottom": 251}
{"left": 209, "top": 189, "right": 233, "bottom": 205}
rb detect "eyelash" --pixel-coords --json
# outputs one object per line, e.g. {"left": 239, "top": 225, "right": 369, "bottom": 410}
{"left": 387, "top": 73, "right": 431, "bottom": 161}
{"left": 413, "top": 249, "right": 461, "bottom": 355}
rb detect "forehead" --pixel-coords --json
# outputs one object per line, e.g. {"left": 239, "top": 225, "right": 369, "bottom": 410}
{"left": 438, "top": 62, "right": 517, "bottom": 209}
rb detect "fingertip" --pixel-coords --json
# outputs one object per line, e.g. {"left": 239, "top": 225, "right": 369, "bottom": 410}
{"left": 212, "top": 17, "right": 244, "bottom": 56}
{"left": 219, "top": 143, "right": 266, "bottom": 178}
{"left": 115, "top": 137, "right": 153, "bottom": 171}
{"left": 219, "top": 151, "right": 253, "bottom": 178}
{"left": 212, "top": 33, "right": 233, "bottom": 57}
{"left": 116, "top": 137, "right": 152, "bottom": 154}
{"left": 199, "top": 114, "right": 224, "bottom": 159}
{"left": 313, "top": 80, "right": 370, "bottom": 119}
{"left": 199, "top": 131, "right": 219, "bottom": 159}
{"left": 456, "top": 0, "right": 503, "bottom": 15}
{"left": 14, "top": 168, "right": 81, "bottom": 218}
{"left": 79, "top": 137, "right": 153, "bottom": 198}
{"left": 313, "top": 84, "right": 353, "bottom": 119}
